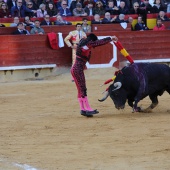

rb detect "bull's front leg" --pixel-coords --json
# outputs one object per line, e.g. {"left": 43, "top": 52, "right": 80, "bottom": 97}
{"left": 133, "top": 75, "right": 147, "bottom": 112}
{"left": 128, "top": 99, "right": 133, "bottom": 108}
{"left": 133, "top": 98, "right": 142, "bottom": 112}
{"left": 128, "top": 99, "right": 142, "bottom": 112}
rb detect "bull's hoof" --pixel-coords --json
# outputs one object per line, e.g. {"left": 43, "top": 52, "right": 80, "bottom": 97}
{"left": 132, "top": 107, "right": 142, "bottom": 112}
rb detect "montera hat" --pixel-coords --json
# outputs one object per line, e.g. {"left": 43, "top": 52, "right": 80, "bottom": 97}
{"left": 87, "top": 33, "right": 98, "bottom": 41}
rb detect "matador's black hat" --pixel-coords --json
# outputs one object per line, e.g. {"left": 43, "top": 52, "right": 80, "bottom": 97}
{"left": 87, "top": 33, "right": 98, "bottom": 41}
{"left": 79, "top": 33, "right": 98, "bottom": 47}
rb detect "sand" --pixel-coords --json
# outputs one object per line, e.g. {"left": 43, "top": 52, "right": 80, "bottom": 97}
{"left": 0, "top": 67, "right": 170, "bottom": 170}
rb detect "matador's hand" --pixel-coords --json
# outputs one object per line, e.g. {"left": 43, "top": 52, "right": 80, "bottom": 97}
{"left": 111, "top": 36, "right": 118, "bottom": 42}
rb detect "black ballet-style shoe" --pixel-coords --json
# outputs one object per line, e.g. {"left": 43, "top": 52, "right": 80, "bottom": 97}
{"left": 86, "top": 109, "right": 99, "bottom": 115}
{"left": 80, "top": 110, "right": 93, "bottom": 117}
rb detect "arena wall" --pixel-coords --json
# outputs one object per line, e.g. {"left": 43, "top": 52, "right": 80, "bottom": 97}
{"left": 0, "top": 26, "right": 170, "bottom": 82}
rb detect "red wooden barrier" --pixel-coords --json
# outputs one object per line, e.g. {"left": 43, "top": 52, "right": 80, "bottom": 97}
{"left": 0, "top": 30, "right": 170, "bottom": 69}
{"left": 0, "top": 34, "right": 72, "bottom": 67}
{"left": 92, "top": 23, "right": 132, "bottom": 32}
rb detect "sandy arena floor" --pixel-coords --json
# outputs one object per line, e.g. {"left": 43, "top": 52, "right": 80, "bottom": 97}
{"left": 0, "top": 67, "right": 170, "bottom": 170}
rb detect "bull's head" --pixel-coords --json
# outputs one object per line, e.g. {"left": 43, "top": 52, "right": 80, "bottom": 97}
{"left": 99, "top": 82, "right": 127, "bottom": 110}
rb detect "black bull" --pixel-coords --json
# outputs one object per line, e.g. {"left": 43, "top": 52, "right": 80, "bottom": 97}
{"left": 99, "top": 63, "right": 170, "bottom": 112}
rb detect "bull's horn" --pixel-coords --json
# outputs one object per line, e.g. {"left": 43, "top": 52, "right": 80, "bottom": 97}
{"left": 98, "top": 91, "right": 109, "bottom": 102}
{"left": 112, "top": 82, "right": 122, "bottom": 91}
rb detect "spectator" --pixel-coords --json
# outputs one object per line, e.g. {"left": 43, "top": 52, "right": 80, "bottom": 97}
{"left": 0, "top": 3, "right": 11, "bottom": 18}
{"left": 24, "top": 16, "right": 34, "bottom": 27}
{"left": 64, "top": 23, "right": 87, "bottom": 81}
{"left": 0, "top": 0, "right": 4, "bottom": 9}
{"left": 134, "top": 16, "right": 149, "bottom": 31}
{"left": 100, "top": 0, "right": 107, "bottom": 8}
{"left": 56, "top": 0, "right": 62, "bottom": 10}
{"left": 7, "top": 0, "right": 17, "bottom": 11}
{"left": 23, "top": 0, "right": 32, "bottom": 6}
{"left": 69, "top": 0, "right": 82, "bottom": 14}
{"left": 115, "top": 13, "right": 129, "bottom": 23}
{"left": 10, "top": 16, "right": 19, "bottom": 26}
{"left": 91, "top": 13, "right": 102, "bottom": 24}
{"left": 47, "top": 2, "right": 58, "bottom": 16}
{"left": 36, "top": 3, "right": 47, "bottom": 17}
{"left": 84, "top": 0, "right": 95, "bottom": 16}
{"left": 167, "top": 3, "right": 170, "bottom": 13}
{"left": 126, "top": 0, "right": 140, "bottom": 9}
{"left": 82, "top": 17, "right": 91, "bottom": 33}
{"left": 30, "top": 19, "right": 45, "bottom": 34}
{"left": 151, "top": 0, "right": 166, "bottom": 13}
{"left": 40, "top": 14, "right": 52, "bottom": 25}
{"left": 102, "top": 12, "right": 116, "bottom": 23}
{"left": 58, "top": 0, "right": 72, "bottom": 16}
{"left": 118, "top": 1, "right": 129, "bottom": 14}
{"left": 11, "top": 0, "right": 36, "bottom": 17}
{"left": 42, "top": 0, "right": 53, "bottom": 7}
{"left": 113, "top": 0, "right": 121, "bottom": 7}
{"left": 93, "top": 0, "right": 105, "bottom": 16}
{"left": 105, "top": 0, "right": 119, "bottom": 15}
{"left": 12, "top": 22, "right": 29, "bottom": 34}
{"left": 140, "top": 0, "right": 152, "bottom": 14}
{"left": 54, "top": 14, "right": 72, "bottom": 25}
{"left": 0, "top": 23, "right": 5, "bottom": 26}
{"left": 31, "top": 0, "right": 41, "bottom": 10}
{"left": 72, "top": 3, "right": 87, "bottom": 16}
{"left": 128, "top": 16, "right": 134, "bottom": 30}
{"left": 114, "top": 0, "right": 129, "bottom": 8}
{"left": 153, "top": 18, "right": 166, "bottom": 30}
{"left": 157, "top": 10, "right": 170, "bottom": 21}
{"left": 25, "top": 1, "right": 37, "bottom": 17}
{"left": 83, "top": 0, "right": 95, "bottom": 8}
{"left": 130, "top": 2, "right": 145, "bottom": 14}
{"left": 128, "top": 16, "right": 133, "bottom": 23}
{"left": 130, "top": 2, "right": 147, "bottom": 25}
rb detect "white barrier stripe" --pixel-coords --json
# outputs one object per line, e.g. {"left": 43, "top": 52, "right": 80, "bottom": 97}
{"left": 0, "top": 64, "right": 56, "bottom": 71}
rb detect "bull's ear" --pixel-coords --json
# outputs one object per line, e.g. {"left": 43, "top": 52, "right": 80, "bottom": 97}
{"left": 112, "top": 82, "right": 122, "bottom": 91}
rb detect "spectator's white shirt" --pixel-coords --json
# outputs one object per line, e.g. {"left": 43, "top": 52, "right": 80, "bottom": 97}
{"left": 149, "top": 0, "right": 154, "bottom": 6}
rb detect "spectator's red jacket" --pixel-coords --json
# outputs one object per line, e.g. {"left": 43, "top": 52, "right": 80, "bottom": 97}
{"left": 153, "top": 24, "right": 166, "bottom": 31}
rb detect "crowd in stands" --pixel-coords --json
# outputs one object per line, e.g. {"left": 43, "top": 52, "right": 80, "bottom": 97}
{"left": 0, "top": 0, "right": 170, "bottom": 31}
{"left": 0, "top": 0, "right": 170, "bottom": 18}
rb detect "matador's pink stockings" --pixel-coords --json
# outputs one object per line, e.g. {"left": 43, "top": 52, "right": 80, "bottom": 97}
{"left": 81, "top": 97, "right": 94, "bottom": 111}
{"left": 78, "top": 98, "right": 85, "bottom": 111}
{"left": 78, "top": 97, "right": 94, "bottom": 111}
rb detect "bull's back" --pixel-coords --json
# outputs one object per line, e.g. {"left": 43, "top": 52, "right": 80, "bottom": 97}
{"left": 139, "top": 63, "right": 170, "bottom": 95}
{"left": 144, "top": 63, "right": 170, "bottom": 82}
